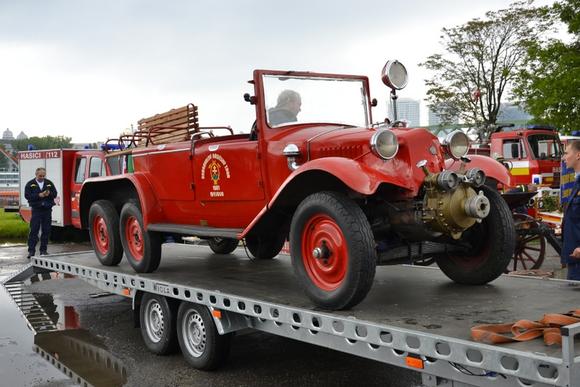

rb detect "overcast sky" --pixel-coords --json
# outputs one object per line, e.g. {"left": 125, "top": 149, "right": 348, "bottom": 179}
{"left": 0, "top": 0, "right": 555, "bottom": 143}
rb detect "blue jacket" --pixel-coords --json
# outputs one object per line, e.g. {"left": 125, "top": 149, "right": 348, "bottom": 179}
{"left": 24, "top": 178, "right": 57, "bottom": 210}
{"left": 562, "top": 176, "right": 580, "bottom": 265}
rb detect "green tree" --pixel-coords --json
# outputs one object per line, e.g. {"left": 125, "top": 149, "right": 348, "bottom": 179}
{"left": 11, "top": 135, "right": 72, "bottom": 152}
{"left": 420, "top": 1, "right": 553, "bottom": 141}
{"left": 513, "top": 0, "right": 580, "bottom": 133}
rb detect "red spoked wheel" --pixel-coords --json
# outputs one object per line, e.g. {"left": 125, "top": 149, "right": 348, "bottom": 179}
{"left": 125, "top": 215, "right": 144, "bottom": 262}
{"left": 92, "top": 215, "right": 109, "bottom": 255}
{"left": 511, "top": 213, "right": 546, "bottom": 271}
{"left": 88, "top": 200, "right": 123, "bottom": 266}
{"left": 290, "top": 191, "right": 376, "bottom": 310}
{"left": 120, "top": 202, "right": 161, "bottom": 273}
{"left": 301, "top": 214, "right": 348, "bottom": 291}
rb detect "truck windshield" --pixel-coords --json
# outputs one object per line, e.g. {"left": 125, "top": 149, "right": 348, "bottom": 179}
{"left": 527, "top": 134, "right": 562, "bottom": 160}
{"left": 262, "top": 75, "right": 370, "bottom": 128}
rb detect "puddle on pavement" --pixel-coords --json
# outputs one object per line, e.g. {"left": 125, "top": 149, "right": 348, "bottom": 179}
{"left": 1, "top": 274, "right": 128, "bottom": 386}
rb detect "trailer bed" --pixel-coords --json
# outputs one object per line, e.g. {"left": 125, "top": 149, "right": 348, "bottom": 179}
{"left": 26, "top": 244, "right": 580, "bottom": 386}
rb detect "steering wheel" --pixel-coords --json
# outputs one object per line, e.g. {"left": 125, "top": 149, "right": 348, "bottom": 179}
{"left": 249, "top": 121, "right": 258, "bottom": 141}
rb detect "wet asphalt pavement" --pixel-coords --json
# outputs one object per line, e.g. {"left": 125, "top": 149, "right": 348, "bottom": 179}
{"left": 0, "top": 242, "right": 567, "bottom": 387}
{"left": 0, "top": 243, "right": 423, "bottom": 387}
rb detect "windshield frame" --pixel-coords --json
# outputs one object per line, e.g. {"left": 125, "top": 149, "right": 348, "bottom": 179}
{"left": 253, "top": 70, "right": 372, "bottom": 138}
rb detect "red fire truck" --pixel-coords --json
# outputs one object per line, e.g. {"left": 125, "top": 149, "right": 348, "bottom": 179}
{"left": 469, "top": 125, "right": 562, "bottom": 188}
{"left": 18, "top": 149, "right": 109, "bottom": 238}
{"left": 78, "top": 61, "right": 515, "bottom": 310}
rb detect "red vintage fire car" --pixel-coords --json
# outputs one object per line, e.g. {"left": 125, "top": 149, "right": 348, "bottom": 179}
{"left": 80, "top": 61, "right": 514, "bottom": 310}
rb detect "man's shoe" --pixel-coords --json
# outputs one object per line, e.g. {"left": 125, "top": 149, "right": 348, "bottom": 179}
{"left": 39, "top": 251, "right": 48, "bottom": 256}
{"left": 27, "top": 253, "right": 34, "bottom": 259}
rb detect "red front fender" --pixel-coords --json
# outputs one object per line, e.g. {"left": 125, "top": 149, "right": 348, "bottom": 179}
{"left": 445, "top": 155, "right": 512, "bottom": 188}
{"left": 241, "top": 157, "right": 412, "bottom": 237}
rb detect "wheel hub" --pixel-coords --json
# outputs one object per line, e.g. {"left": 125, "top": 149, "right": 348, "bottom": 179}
{"left": 301, "top": 214, "right": 348, "bottom": 291}
{"left": 183, "top": 311, "right": 206, "bottom": 357}
{"left": 145, "top": 301, "right": 164, "bottom": 343}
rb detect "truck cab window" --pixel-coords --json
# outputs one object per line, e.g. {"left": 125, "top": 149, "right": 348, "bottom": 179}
{"left": 75, "top": 157, "right": 87, "bottom": 183}
{"left": 89, "top": 157, "right": 103, "bottom": 178}
{"left": 106, "top": 156, "right": 121, "bottom": 175}
{"left": 502, "top": 140, "right": 526, "bottom": 159}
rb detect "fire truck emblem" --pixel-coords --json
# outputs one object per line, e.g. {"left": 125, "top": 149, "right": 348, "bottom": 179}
{"left": 209, "top": 159, "right": 221, "bottom": 185}
{"left": 201, "top": 153, "right": 231, "bottom": 198}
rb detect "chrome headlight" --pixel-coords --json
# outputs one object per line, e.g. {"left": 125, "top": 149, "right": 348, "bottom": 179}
{"left": 371, "top": 129, "right": 399, "bottom": 160}
{"left": 443, "top": 130, "right": 470, "bottom": 159}
{"left": 381, "top": 60, "right": 408, "bottom": 90}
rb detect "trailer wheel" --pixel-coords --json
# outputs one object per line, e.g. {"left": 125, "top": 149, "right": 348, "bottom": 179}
{"left": 290, "top": 191, "right": 377, "bottom": 310}
{"left": 436, "top": 185, "right": 515, "bottom": 284}
{"left": 88, "top": 200, "right": 123, "bottom": 266}
{"left": 245, "top": 234, "right": 286, "bottom": 260}
{"left": 140, "top": 293, "right": 178, "bottom": 355}
{"left": 177, "top": 303, "right": 232, "bottom": 370}
{"left": 120, "top": 202, "right": 162, "bottom": 273}
{"left": 208, "top": 237, "right": 239, "bottom": 254}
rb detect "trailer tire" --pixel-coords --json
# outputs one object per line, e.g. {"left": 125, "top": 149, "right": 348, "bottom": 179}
{"left": 140, "top": 293, "right": 178, "bottom": 355}
{"left": 120, "top": 202, "right": 162, "bottom": 273}
{"left": 245, "top": 234, "right": 285, "bottom": 260}
{"left": 436, "top": 185, "right": 515, "bottom": 285}
{"left": 88, "top": 200, "right": 123, "bottom": 266}
{"left": 290, "top": 191, "right": 377, "bottom": 310}
{"left": 177, "top": 303, "right": 232, "bottom": 370}
{"left": 208, "top": 237, "right": 239, "bottom": 254}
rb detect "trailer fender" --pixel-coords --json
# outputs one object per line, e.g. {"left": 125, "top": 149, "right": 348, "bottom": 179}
{"left": 79, "top": 174, "right": 163, "bottom": 228}
{"left": 445, "top": 155, "right": 512, "bottom": 188}
{"left": 241, "top": 157, "right": 410, "bottom": 238}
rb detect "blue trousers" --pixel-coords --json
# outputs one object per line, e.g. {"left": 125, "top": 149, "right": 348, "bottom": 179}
{"left": 28, "top": 208, "right": 52, "bottom": 255}
{"left": 568, "top": 262, "right": 580, "bottom": 281}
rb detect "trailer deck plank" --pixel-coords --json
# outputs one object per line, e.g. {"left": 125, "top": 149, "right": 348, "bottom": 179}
{"left": 35, "top": 243, "right": 579, "bottom": 360}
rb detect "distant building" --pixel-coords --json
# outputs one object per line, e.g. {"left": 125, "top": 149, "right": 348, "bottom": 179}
{"left": 388, "top": 98, "right": 420, "bottom": 127}
{"left": 428, "top": 108, "right": 459, "bottom": 126}
{"left": 497, "top": 103, "right": 532, "bottom": 123}
{"left": 2, "top": 128, "right": 14, "bottom": 141}
{"left": 16, "top": 131, "right": 28, "bottom": 140}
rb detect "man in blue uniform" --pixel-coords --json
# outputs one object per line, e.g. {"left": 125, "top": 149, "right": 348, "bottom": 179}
{"left": 24, "top": 167, "right": 57, "bottom": 258}
{"left": 561, "top": 140, "right": 580, "bottom": 280}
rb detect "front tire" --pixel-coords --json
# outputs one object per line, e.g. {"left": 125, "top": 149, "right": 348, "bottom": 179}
{"left": 177, "top": 303, "right": 232, "bottom": 370}
{"left": 436, "top": 185, "right": 515, "bottom": 284}
{"left": 290, "top": 191, "right": 377, "bottom": 310}
{"left": 208, "top": 237, "right": 239, "bottom": 254}
{"left": 120, "top": 202, "right": 161, "bottom": 273}
{"left": 140, "top": 293, "right": 178, "bottom": 355}
{"left": 88, "top": 200, "right": 123, "bottom": 266}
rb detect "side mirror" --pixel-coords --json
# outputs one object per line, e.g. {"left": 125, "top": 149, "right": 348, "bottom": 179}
{"left": 90, "top": 172, "right": 100, "bottom": 178}
{"left": 243, "top": 93, "right": 256, "bottom": 105}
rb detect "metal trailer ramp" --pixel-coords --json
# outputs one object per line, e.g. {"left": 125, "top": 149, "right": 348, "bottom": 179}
{"left": 25, "top": 244, "right": 580, "bottom": 387}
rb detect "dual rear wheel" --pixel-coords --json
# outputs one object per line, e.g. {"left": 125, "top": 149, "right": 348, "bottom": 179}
{"left": 88, "top": 200, "right": 161, "bottom": 273}
{"left": 139, "top": 293, "right": 232, "bottom": 370}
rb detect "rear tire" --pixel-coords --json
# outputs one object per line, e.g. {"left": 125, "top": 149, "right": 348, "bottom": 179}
{"left": 140, "top": 293, "right": 178, "bottom": 355}
{"left": 177, "top": 303, "right": 232, "bottom": 370}
{"left": 245, "top": 234, "right": 286, "bottom": 260}
{"left": 88, "top": 200, "right": 123, "bottom": 266}
{"left": 120, "top": 202, "right": 161, "bottom": 273}
{"left": 436, "top": 185, "right": 515, "bottom": 284}
{"left": 290, "top": 191, "right": 377, "bottom": 310}
{"left": 208, "top": 237, "right": 239, "bottom": 254}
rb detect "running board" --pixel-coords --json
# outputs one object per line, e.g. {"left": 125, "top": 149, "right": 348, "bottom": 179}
{"left": 147, "top": 223, "right": 242, "bottom": 239}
